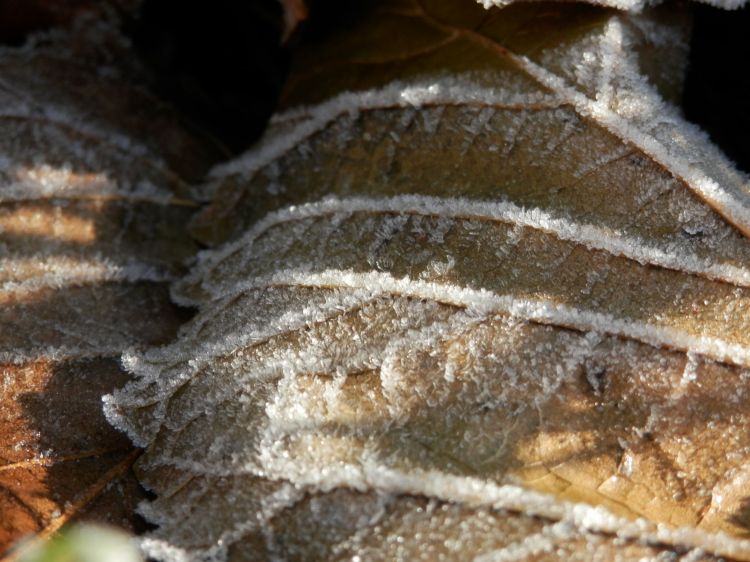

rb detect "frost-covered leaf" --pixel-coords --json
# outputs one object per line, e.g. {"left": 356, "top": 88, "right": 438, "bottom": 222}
{"left": 476, "top": 0, "right": 745, "bottom": 13}
{"left": 0, "top": 20, "right": 221, "bottom": 556}
{"left": 108, "top": 1, "right": 750, "bottom": 560}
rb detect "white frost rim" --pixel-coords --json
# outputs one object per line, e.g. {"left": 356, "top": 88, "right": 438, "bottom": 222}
{"left": 180, "top": 195, "right": 750, "bottom": 297}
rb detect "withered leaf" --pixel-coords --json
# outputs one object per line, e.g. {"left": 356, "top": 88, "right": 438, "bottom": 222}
{"left": 107, "top": 1, "right": 750, "bottom": 561}
{"left": 0, "top": 19, "right": 222, "bottom": 558}
{"left": 477, "top": 0, "right": 745, "bottom": 12}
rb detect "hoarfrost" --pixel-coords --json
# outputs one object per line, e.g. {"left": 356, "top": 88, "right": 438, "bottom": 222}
{"left": 477, "top": 0, "right": 746, "bottom": 10}
{"left": 106, "top": 2, "right": 750, "bottom": 561}
{"left": 108, "top": 249, "right": 750, "bottom": 559}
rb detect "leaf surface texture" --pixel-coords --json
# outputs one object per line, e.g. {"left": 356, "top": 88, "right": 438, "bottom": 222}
{"left": 107, "top": 1, "right": 750, "bottom": 560}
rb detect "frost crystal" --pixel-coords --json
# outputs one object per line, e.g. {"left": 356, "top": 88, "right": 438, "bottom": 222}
{"left": 107, "top": 2, "right": 750, "bottom": 561}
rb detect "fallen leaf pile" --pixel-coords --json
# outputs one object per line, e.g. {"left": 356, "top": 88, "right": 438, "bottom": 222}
{"left": 5, "top": 0, "right": 750, "bottom": 561}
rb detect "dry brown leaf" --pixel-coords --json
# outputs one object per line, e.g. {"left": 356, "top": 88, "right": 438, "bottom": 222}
{"left": 105, "top": 1, "right": 750, "bottom": 561}
{"left": 0, "top": 20, "right": 222, "bottom": 558}
{"left": 0, "top": 360, "right": 142, "bottom": 551}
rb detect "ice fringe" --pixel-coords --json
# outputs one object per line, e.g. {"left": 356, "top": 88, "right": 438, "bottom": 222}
{"left": 472, "top": 522, "right": 577, "bottom": 562}
{"left": 0, "top": 344, "right": 145, "bottom": 365}
{"left": 180, "top": 195, "right": 750, "bottom": 299}
{"left": 133, "top": 468, "right": 750, "bottom": 562}
{"left": 209, "top": 78, "right": 561, "bottom": 180}
{"left": 175, "top": 263, "right": 750, "bottom": 370}
{"left": 0, "top": 257, "right": 172, "bottom": 295}
{"left": 290, "top": 464, "right": 750, "bottom": 562}
{"left": 476, "top": 0, "right": 747, "bottom": 11}
{"left": 210, "top": 72, "right": 750, "bottom": 242}
{"left": 510, "top": 26, "right": 750, "bottom": 238}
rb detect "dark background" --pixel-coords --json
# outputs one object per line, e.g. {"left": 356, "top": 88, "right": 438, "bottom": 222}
{"left": 684, "top": 4, "right": 750, "bottom": 173}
